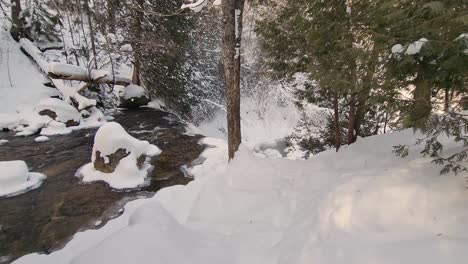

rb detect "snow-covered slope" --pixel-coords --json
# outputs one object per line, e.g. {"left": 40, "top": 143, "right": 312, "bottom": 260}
{"left": 0, "top": 22, "right": 57, "bottom": 115}
{"left": 15, "top": 130, "right": 468, "bottom": 264}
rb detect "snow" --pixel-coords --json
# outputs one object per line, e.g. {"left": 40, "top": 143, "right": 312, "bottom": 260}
{"left": 0, "top": 139, "right": 8, "bottom": 145}
{"left": 181, "top": 0, "right": 208, "bottom": 12}
{"left": 76, "top": 122, "right": 161, "bottom": 189}
{"left": 0, "top": 25, "right": 57, "bottom": 116}
{"left": 34, "top": 136, "right": 50, "bottom": 142}
{"left": 406, "top": 38, "right": 429, "bottom": 55}
{"left": 0, "top": 161, "right": 46, "bottom": 198}
{"left": 35, "top": 98, "right": 81, "bottom": 124}
{"left": 122, "top": 84, "right": 147, "bottom": 99}
{"left": 391, "top": 44, "right": 404, "bottom": 54}
{"left": 14, "top": 130, "right": 468, "bottom": 264}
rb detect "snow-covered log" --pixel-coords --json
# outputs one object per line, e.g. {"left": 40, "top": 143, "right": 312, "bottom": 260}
{"left": 19, "top": 38, "right": 131, "bottom": 86}
{"left": 48, "top": 63, "right": 132, "bottom": 86}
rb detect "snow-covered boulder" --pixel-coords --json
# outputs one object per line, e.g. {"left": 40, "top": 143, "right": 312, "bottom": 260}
{"left": 0, "top": 160, "right": 46, "bottom": 198}
{"left": 77, "top": 122, "right": 161, "bottom": 189}
{"left": 35, "top": 98, "right": 80, "bottom": 127}
{"left": 119, "top": 84, "right": 150, "bottom": 109}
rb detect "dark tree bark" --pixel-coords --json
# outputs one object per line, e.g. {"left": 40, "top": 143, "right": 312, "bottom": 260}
{"left": 333, "top": 89, "right": 341, "bottom": 152}
{"left": 409, "top": 75, "right": 432, "bottom": 128}
{"left": 83, "top": 0, "right": 98, "bottom": 69}
{"left": 444, "top": 87, "right": 450, "bottom": 112}
{"left": 10, "top": 0, "right": 23, "bottom": 41}
{"left": 222, "top": 0, "right": 245, "bottom": 160}
{"left": 130, "top": 0, "right": 143, "bottom": 85}
{"left": 347, "top": 94, "right": 356, "bottom": 144}
{"left": 106, "top": 0, "right": 117, "bottom": 33}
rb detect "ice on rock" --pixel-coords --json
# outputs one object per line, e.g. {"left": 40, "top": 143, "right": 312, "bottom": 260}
{"left": 0, "top": 160, "right": 46, "bottom": 198}
{"left": 77, "top": 122, "right": 161, "bottom": 189}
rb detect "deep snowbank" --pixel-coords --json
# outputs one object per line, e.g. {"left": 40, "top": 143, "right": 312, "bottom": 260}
{"left": 15, "top": 130, "right": 468, "bottom": 264}
{"left": 0, "top": 161, "right": 46, "bottom": 198}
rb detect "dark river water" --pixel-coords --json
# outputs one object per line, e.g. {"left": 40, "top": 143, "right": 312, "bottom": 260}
{"left": 0, "top": 108, "right": 205, "bottom": 263}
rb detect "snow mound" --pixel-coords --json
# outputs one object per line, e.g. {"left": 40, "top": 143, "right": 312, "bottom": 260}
{"left": 14, "top": 130, "right": 468, "bottom": 264}
{"left": 122, "top": 84, "right": 147, "bottom": 99}
{"left": 0, "top": 161, "right": 46, "bottom": 198}
{"left": 35, "top": 98, "right": 80, "bottom": 125}
{"left": 77, "top": 122, "right": 161, "bottom": 189}
{"left": 0, "top": 139, "right": 9, "bottom": 145}
{"left": 34, "top": 136, "right": 50, "bottom": 142}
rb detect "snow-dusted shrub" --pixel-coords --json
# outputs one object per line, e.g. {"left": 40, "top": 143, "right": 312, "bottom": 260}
{"left": 77, "top": 122, "right": 161, "bottom": 189}
{"left": 0, "top": 160, "right": 46, "bottom": 198}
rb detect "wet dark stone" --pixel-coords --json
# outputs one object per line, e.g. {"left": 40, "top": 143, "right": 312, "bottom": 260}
{"left": 119, "top": 95, "right": 150, "bottom": 109}
{"left": 0, "top": 108, "right": 205, "bottom": 263}
{"left": 94, "top": 149, "right": 129, "bottom": 173}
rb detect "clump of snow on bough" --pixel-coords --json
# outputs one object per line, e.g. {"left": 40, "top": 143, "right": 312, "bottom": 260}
{"left": 0, "top": 160, "right": 46, "bottom": 198}
{"left": 77, "top": 122, "right": 161, "bottom": 189}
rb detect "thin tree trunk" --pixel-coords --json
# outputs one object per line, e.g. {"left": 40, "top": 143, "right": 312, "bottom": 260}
{"left": 107, "top": 0, "right": 117, "bottom": 33}
{"left": 347, "top": 93, "right": 356, "bottom": 144}
{"left": 130, "top": 0, "right": 143, "bottom": 85}
{"left": 444, "top": 87, "right": 450, "bottom": 112}
{"left": 222, "top": 0, "right": 245, "bottom": 160}
{"left": 10, "top": 0, "right": 22, "bottom": 41}
{"left": 83, "top": 0, "right": 98, "bottom": 69}
{"left": 334, "top": 89, "right": 341, "bottom": 152}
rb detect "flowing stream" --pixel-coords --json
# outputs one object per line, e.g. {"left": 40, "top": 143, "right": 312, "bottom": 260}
{"left": 0, "top": 108, "right": 205, "bottom": 263}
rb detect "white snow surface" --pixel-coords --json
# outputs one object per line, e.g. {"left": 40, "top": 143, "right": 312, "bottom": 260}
{"left": 0, "top": 139, "right": 8, "bottom": 145}
{"left": 35, "top": 98, "right": 81, "bottom": 124}
{"left": 0, "top": 22, "right": 57, "bottom": 116}
{"left": 181, "top": 0, "right": 208, "bottom": 12}
{"left": 406, "top": 38, "right": 429, "bottom": 55}
{"left": 15, "top": 130, "right": 468, "bottom": 264}
{"left": 34, "top": 136, "right": 50, "bottom": 142}
{"left": 0, "top": 161, "right": 46, "bottom": 198}
{"left": 122, "top": 84, "right": 147, "bottom": 99}
{"left": 77, "top": 122, "right": 161, "bottom": 189}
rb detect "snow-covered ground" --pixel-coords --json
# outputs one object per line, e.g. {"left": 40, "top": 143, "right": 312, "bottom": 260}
{"left": 0, "top": 21, "right": 58, "bottom": 116}
{"left": 14, "top": 130, "right": 468, "bottom": 264}
{"left": 0, "top": 160, "right": 45, "bottom": 198}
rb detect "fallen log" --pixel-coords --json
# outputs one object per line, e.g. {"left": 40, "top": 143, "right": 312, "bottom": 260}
{"left": 19, "top": 38, "right": 97, "bottom": 110}
{"left": 19, "top": 38, "right": 131, "bottom": 86}
{"left": 48, "top": 63, "right": 132, "bottom": 86}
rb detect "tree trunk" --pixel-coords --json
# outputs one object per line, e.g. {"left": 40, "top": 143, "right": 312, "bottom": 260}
{"left": 333, "top": 89, "right": 341, "bottom": 152}
{"left": 347, "top": 93, "right": 356, "bottom": 144}
{"left": 10, "top": 0, "right": 22, "bottom": 41}
{"left": 130, "top": 0, "right": 143, "bottom": 85}
{"left": 83, "top": 0, "right": 98, "bottom": 69}
{"left": 106, "top": 0, "right": 117, "bottom": 33}
{"left": 409, "top": 75, "right": 432, "bottom": 128}
{"left": 444, "top": 87, "right": 450, "bottom": 112}
{"left": 222, "top": 0, "right": 245, "bottom": 160}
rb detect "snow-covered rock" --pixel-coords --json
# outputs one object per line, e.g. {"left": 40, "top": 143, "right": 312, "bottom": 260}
{"left": 76, "top": 122, "right": 161, "bottom": 189}
{"left": 35, "top": 98, "right": 80, "bottom": 127}
{"left": 0, "top": 160, "right": 46, "bottom": 198}
{"left": 34, "top": 136, "right": 50, "bottom": 142}
{"left": 0, "top": 139, "right": 8, "bottom": 145}
{"left": 119, "top": 84, "right": 150, "bottom": 109}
